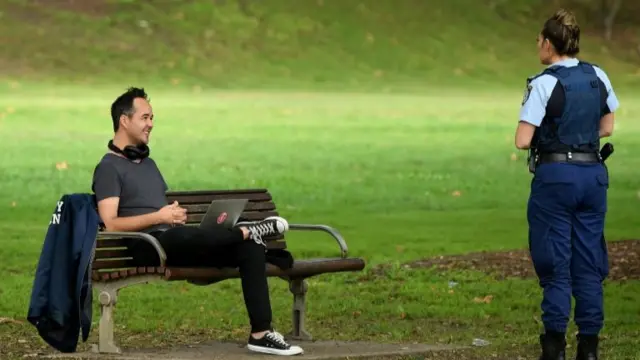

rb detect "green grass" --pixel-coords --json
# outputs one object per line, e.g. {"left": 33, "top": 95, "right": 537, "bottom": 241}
{"left": 1, "top": 0, "right": 640, "bottom": 359}
{"left": 1, "top": 0, "right": 639, "bottom": 90}
{"left": 0, "top": 87, "right": 639, "bottom": 359}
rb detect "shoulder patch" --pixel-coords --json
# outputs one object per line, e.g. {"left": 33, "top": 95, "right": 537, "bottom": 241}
{"left": 521, "top": 83, "right": 532, "bottom": 105}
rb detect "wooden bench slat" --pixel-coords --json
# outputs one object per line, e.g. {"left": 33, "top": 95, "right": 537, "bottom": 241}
{"left": 96, "top": 239, "right": 129, "bottom": 248}
{"left": 92, "top": 258, "right": 364, "bottom": 283}
{"left": 95, "top": 249, "right": 131, "bottom": 259}
{"left": 92, "top": 266, "right": 166, "bottom": 281}
{"left": 181, "top": 201, "right": 276, "bottom": 213}
{"left": 166, "top": 189, "right": 267, "bottom": 196}
{"left": 92, "top": 259, "right": 136, "bottom": 270}
{"left": 167, "top": 192, "right": 272, "bottom": 204}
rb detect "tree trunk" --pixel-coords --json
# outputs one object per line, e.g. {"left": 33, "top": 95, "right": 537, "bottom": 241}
{"left": 602, "top": 0, "right": 623, "bottom": 41}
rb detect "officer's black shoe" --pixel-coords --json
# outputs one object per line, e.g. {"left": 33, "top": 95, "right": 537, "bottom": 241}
{"left": 575, "top": 334, "right": 599, "bottom": 360}
{"left": 539, "top": 331, "right": 566, "bottom": 360}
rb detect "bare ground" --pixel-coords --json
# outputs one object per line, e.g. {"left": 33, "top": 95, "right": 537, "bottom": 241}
{"left": 404, "top": 239, "right": 640, "bottom": 282}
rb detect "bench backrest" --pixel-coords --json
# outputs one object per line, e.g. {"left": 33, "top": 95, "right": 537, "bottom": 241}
{"left": 92, "top": 189, "right": 286, "bottom": 276}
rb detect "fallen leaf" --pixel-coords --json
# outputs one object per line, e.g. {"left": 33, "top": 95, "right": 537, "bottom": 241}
{"left": 55, "top": 161, "right": 68, "bottom": 170}
{"left": 473, "top": 295, "right": 493, "bottom": 304}
{"left": 400, "top": 312, "right": 406, "bottom": 319}
{"left": 452, "top": 190, "right": 461, "bottom": 197}
{"left": 510, "top": 153, "right": 517, "bottom": 161}
{"left": 366, "top": 33, "right": 375, "bottom": 43}
{"left": 352, "top": 311, "right": 361, "bottom": 318}
{"left": 171, "top": 78, "right": 181, "bottom": 85}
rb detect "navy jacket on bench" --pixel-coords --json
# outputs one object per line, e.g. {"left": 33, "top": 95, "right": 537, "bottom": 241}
{"left": 27, "top": 193, "right": 100, "bottom": 353}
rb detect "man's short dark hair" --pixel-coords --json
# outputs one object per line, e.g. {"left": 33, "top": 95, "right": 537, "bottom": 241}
{"left": 110, "top": 87, "right": 149, "bottom": 132}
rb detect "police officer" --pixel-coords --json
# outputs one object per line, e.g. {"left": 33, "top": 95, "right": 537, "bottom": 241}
{"left": 515, "top": 9, "right": 619, "bottom": 360}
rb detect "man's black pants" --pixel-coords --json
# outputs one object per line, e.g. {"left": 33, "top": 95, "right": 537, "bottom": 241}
{"left": 130, "top": 225, "right": 272, "bottom": 333}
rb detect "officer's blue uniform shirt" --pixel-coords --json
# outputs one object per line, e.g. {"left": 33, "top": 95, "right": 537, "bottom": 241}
{"left": 519, "top": 58, "right": 620, "bottom": 127}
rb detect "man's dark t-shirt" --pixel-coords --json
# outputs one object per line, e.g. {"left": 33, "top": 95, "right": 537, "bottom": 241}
{"left": 92, "top": 153, "right": 170, "bottom": 233}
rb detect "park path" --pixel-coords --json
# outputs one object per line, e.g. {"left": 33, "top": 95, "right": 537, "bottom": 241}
{"left": 44, "top": 340, "right": 464, "bottom": 360}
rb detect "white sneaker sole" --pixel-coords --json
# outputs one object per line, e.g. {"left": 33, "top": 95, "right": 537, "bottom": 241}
{"left": 247, "top": 344, "right": 304, "bottom": 356}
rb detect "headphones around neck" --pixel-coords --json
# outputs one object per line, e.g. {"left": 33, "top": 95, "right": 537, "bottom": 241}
{"left": 108, "top": 140, "right": 150, "bottom": 160}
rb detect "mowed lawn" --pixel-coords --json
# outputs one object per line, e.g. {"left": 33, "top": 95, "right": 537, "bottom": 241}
{"left": 0, "top": 86, "right": 639, "bottom": 359}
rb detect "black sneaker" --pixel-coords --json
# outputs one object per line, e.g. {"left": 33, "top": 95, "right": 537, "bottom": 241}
{"left": 235, "top": 216, "right": 289, "bottom": 247}
{"left": 247, "top": 330, "right": 304, "bottom": 356}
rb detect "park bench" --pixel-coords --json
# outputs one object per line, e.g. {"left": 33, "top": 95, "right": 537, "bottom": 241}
{"left": 90, "top": 188, "right": 366, "bottom": 354}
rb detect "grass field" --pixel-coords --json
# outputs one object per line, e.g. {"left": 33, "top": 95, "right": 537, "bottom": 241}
{"left": 1, "top": 0, "right": 640, "bottom": 359}
{"left": 0, "top": 86, "right": 639, "bottom": 359}
{"left": 2, "top": 0, "right": 640, "bottom": 90}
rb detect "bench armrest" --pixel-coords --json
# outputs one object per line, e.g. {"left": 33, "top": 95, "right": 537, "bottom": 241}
{"left": 288, "top": 224, "right": 348, "bottom": 258}
{"left": 97, "top": 231, "right": 167, "bottom": 267}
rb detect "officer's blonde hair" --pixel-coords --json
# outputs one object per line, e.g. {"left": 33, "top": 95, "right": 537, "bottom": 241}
{"left": 541, "top": 9, "right": 580, "bottom": 56}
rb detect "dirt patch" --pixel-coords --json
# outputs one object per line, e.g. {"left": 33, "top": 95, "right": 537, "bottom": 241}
{"left": 27, "top": 0, "right": 111, "bottom": 16}
{"left": 405, "top": 239, "right": 640, "bottom": 281}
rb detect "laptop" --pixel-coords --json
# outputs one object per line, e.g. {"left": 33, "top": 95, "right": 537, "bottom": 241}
{"left": 198, "top": 198, "right": 248, "bottom": 230}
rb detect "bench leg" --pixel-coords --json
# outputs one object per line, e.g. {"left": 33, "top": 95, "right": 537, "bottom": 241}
{"left": 288, "top": 278, "right": 312, "bottom": 341}
{"left": 92, "top": 288, "right": 121, "bottom": 354}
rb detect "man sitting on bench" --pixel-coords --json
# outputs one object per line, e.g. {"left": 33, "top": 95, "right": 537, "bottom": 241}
{"left": 91, "top": 87, "right": 304, "bottom": 356}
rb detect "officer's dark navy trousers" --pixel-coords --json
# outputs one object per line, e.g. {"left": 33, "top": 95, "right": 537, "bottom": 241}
{"left": 527, "top": 162, "right": 610, "bottom": 335}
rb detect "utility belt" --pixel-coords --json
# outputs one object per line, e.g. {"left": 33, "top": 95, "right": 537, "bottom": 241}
{"left": 537, "top": 152, "right": 601, "bottom": 165}
{"left": 528, "top": 143, "right": 614, "bottom": 174}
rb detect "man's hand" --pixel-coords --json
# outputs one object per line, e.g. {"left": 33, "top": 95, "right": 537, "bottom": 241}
{"left": 157, "top": 201, "right": 187, "bottom": 226}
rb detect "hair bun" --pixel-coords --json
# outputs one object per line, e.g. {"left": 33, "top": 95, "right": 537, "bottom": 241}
{"left": 552, "top": 8, "right": 578, "bottom": 28}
